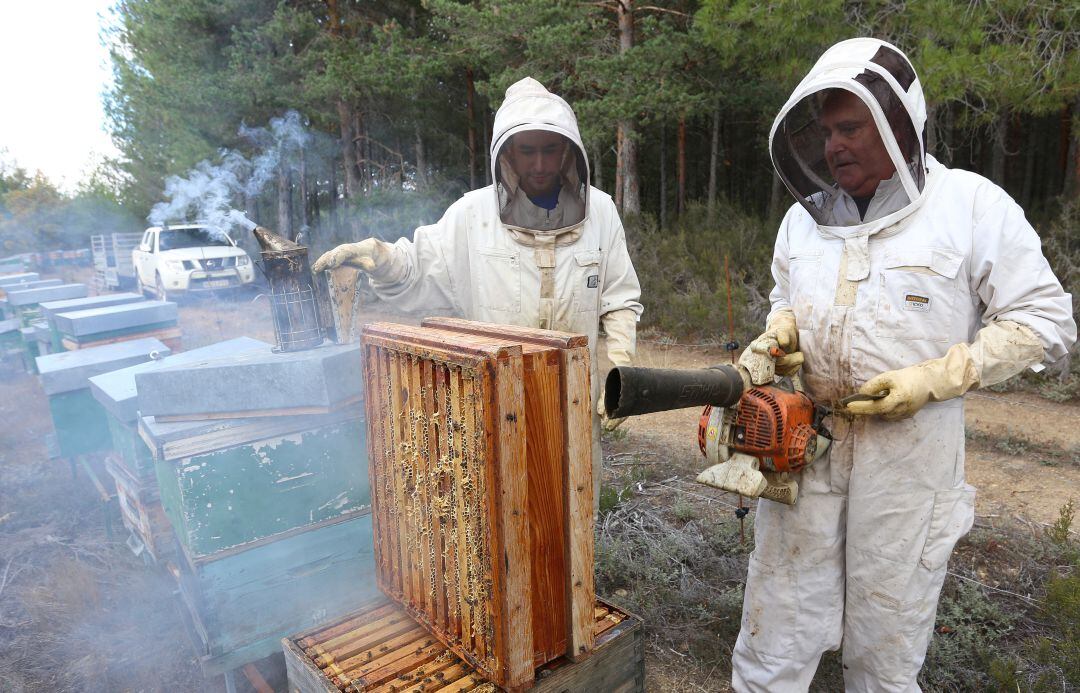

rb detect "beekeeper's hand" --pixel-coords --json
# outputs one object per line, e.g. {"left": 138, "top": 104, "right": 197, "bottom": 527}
{"left": 598, "top": 308, "right": 637, "bottom": 432}
{"left": 844, "top": 321, "right": 1042, "bottom": 421}
{"left": 738, "top": 309, "right": 804, "bottom": 385}
{"left": 312, "top": 238, "right": 399, "bottom": 282}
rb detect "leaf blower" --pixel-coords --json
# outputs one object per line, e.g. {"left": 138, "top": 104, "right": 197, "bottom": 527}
{"left": 603, "top": 364, "right": 831, "bottom": 504}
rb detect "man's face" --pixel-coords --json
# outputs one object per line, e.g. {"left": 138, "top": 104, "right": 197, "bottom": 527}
{"left": 820, "top": 90, "right": 896, "bottom": 198}
{"left": 506, "top": 130, "right": 567, "bottom": 197}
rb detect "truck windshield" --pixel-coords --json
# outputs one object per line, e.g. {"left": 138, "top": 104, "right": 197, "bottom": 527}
{"left": 158, "top": 228, "right": 231, "bottom": 251}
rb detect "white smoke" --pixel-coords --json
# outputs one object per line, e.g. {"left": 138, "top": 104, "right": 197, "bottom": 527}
{"left": 147, "top": 111, "right": 313, "bottom": 239}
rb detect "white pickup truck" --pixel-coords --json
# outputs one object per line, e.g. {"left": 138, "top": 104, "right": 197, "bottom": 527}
{"left": 133, "top": 224, "right": 256, "bottom": 300}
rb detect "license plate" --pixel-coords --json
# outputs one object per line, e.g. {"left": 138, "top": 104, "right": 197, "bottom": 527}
{"left": 203, "top": 280, "right": 230, "bottom": 288}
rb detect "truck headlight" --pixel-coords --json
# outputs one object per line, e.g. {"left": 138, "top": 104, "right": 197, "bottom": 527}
{"left": 236, "top": 255, "right": 250, "bottom": 267}
{"left": 164, "top": 260, "right": 185, "bottom": 273}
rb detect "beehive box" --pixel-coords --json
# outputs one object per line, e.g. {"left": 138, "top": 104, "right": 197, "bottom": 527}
{"left": 35, "top": 338, "right": 171, "bottom": 458}
{"left": 171, "top": 510, "right": 379, "bottom": 676}
{"left": 53, "top": 300, "right": 180, "bottom": 351}
{"left": 361, "top": 320, "right": 594, "bottom": 690}
{"left": 139, "top": 406, "right": 369, "bottom": 559}
{"left": 40, "top": 292, "right": 144, "bottom": 351}
{"left": 89, "top": 336, "right": 270, "bottom": 481}
{"left": 281, "top": 598, "right": 643, "bottom": 693}
{"left": 106, "top": 453, "right": 174, "bottom": 562}
{"left": 7, "top": 283, "right": 88, "bottom": 325}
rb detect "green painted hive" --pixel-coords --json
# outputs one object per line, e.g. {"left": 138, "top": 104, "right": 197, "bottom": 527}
{"left": 35, "top": 338, "right": 170, "bottom": 458}
{"left": 139, "top": 406, "right": 369, "bottom": 559}
{"left": 174, "top": 510, "right": 378, "bottom": 676}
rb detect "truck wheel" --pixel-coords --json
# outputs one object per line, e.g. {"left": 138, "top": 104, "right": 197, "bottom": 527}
{"left": 136, "top": 273, "right": 151, "bottom": 298}
{"left": 155, "top": 274, "right": 169, "bottom": 302}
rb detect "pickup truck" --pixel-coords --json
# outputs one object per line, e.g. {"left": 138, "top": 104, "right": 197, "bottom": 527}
{"left": 133, "top": 224, "right": 255, "bottom": 300}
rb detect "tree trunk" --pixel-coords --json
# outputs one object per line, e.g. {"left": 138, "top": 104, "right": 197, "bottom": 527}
{"left": 616, "top": 0, "right": 640, "bottom": 214}
{"left": 768, "top": 170, "right": 784, "bottom": 221}
{"left": 708, "top": 103, "right": 721, "bottom": 225}
{"left": 336, "top": 100, "right": 360, "bottom": 199}
{"left": 1021, "top": 119, "right": 1037, "bottom": 208}
{"left": 593, "top": 144, "right": 603, "bottom": 190}
{"left": 1065, "top": 97, "right": 1079, "bottom": 199}
{"left": 298, "top": 145, "right": 309, "bottom": 233}
{"left": 659, "top": 122, "right": 667, "bottom": 228}
{"left": 414, "top": 125, "right": 427, "bottom": 189}
{"left": 278, "top": 165, "right": 293, "bottom": 240}
{"left": 482, "top": 112, "right": 491, "bottom": 186}
{"left": 466, "top": 67, "right": 478, "bottom": 190}
{"left": 676, "top": 115, "right": 687, "bottom": 217}
{"left": 990, "top": 112, "right": 1007, "bottom": 186}
{"left": 615, "top": 127, "right": 624, "bottom": 210}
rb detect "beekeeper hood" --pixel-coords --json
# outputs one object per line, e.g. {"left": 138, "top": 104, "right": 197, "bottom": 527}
{"left": 491, "top": 77, "right": 589, "bottom": 234}
{"left": 770, "top": 38, "right": 928, "bottom": 230}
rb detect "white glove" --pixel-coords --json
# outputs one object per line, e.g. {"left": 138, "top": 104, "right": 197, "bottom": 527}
{"left": 738, "top": 309, "right": 804, "bottom": 385}
{"left": 598, "top": 308, "right": 637, "bottom": 432}
{"left": 312, "top": 238, "right": 401, "bottom": 282}
{"left": 845, "top": 320, "right": 1043, "bottom": 420}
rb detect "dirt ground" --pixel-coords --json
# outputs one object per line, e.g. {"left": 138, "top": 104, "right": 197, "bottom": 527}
{"left": 0, "top": 269, "right": 1076, "bottom": 691}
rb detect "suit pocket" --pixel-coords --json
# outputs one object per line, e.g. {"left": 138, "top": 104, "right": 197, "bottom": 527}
{"left": 919, "top": 485, "right": 976, "bottom": 572}
{"left": 874, "top": 247, "right": 962, "bottom": 342}
{"left": 475, "top": 248, "right": 521, "bottom": 312}
{"left": 573, "top": 250, "right": 602, "bottom": 313}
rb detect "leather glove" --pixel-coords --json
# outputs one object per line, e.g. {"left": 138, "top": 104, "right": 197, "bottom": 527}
{"left": 844, "top": 321, "right": 1043, "bottom": 420}
{"left": 312, "top": 238, "right": 400, "bottom": 282}
{"left": 598, "top": 308, "right": 637, "bottom": 432}
{"left": 739, "top": 309, "right": 804, "bottom": 385}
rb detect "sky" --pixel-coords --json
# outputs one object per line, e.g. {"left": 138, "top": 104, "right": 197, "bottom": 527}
{"left": 0, "top": 1, "right": 120, "bottom": 192}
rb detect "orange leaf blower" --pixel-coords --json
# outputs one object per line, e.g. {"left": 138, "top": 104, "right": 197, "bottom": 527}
{"left": 604, "top": 366, "right": 831, "bottom": 504}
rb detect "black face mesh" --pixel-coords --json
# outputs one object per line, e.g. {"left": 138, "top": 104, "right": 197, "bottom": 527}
{"left": 771, "top": 84, "right": 924, "bottom": 226}
{"left": 870, "top": 45, "right": 916, "bottom": 91}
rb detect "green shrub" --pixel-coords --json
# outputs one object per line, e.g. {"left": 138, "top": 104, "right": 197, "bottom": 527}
{"left": 623, "top": 200, "right": 775, "bottom": 340}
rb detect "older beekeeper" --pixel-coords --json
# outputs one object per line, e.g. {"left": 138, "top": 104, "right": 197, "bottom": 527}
{"left": 734, "top": 38, "right": 1076, "bottom": 692}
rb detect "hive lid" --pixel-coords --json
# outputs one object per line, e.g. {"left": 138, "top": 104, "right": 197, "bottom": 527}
{"left": 6, "top": 283, "right": 86, "bottom": 306}
{"left": 52, "top": 300, "right": 177, "bottom": 337}
{"left": 89, "top": 336, "right": 271, "bottom": 423}
{"left": 135, "top": 342, "right": 363, "bottom": 419}
{"left": 36, "top": 337, "right": 171, "bottom": 395}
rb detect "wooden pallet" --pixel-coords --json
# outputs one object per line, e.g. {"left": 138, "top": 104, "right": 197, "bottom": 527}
{"left": 360, "top": 321, "right": 594, "bottom": 691}
{"left": 282, "top": 598, "right": 642, "bottom": 693}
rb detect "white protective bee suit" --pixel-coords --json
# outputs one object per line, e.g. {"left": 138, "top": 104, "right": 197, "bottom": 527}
{"left": 362, "top": 77, "right": 643, "bottom": 500}
{"left": 732, "top": 39, "right": 1076, "bottom": 691}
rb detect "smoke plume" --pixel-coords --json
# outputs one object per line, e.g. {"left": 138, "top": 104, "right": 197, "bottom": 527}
{"left": 147, "top": 111, "right": 313, "bottom": 239}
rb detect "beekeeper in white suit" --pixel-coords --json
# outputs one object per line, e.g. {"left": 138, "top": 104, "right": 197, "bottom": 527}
{"left": 734, "top": 38, "right": 1075, "bottom": 691}
{"left": 313, "top": 77, "right": 643, "bottom": 504}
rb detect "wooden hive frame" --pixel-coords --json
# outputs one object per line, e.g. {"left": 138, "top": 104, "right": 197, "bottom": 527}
{"left": 282, "top": 597, "right": 641, "bottom": 693}
{"left": 361, "top": 320, "right": 595, "bottom": 691}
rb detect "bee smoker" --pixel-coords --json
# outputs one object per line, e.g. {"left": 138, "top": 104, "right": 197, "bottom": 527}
{"left": 252, "top": 226, "right": 336, "bottom": 351}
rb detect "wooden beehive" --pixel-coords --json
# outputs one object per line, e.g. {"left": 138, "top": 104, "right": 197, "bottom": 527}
{"left": 361, "top": 320, "right": 595, "bottom": 691}
{"left": 282, "top": 597, "right": 643, "bottom": 693}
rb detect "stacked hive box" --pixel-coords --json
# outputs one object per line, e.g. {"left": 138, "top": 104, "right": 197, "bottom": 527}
{"left": 53, "top": 300, "right": 180, "bottom": 351}
{"left": 133, "top": 342, "right": 378, "bottom": 675}
{"left": 7, "top": 283, "right": 87, "bottom": 325}
{"left": 357, "top": 319, "right": 597, "bottom": 691}
{"left": 8, "top": 283, "right": 89, "bottom": 370}
{"left": 40, "top": 292, "right": 144, "bottom": 351}
{"left": 35, "top": 337, "right": 172, "bottom": 461}
{"left": 88, "top": 337, "right": 270, "bottom": 563}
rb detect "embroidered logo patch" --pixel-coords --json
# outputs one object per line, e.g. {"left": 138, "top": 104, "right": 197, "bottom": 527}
{"left": 903, "top": 293, "right": 931, "bottom": 312}
{"left": 587, "top": 275, "right": 599, "bottom": 288}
